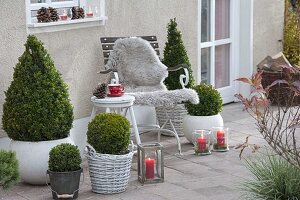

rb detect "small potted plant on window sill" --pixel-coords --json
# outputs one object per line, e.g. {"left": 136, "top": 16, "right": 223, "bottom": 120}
{"left": 47, "top": 143, "right": 82, "bottom": 199}
{"left": 183, "top": 83, "right": 223, "bottom": 143}
{"left": 85, "top": 113, "right": 134, "bottom": 194}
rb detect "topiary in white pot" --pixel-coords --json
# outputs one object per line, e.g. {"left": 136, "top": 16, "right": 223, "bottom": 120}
{"left": 2, "top": 35, "right": 74, "bottom": 184}
{"left": 183, "top": 83, "right": 223, "bottom": 143}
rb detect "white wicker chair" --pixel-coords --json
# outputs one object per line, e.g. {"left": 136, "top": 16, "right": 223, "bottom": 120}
{"left": 99, "top": 36, "right": 199, "bottom": 155}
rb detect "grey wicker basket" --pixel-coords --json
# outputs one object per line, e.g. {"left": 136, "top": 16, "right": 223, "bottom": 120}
{"left": 85, "top": 145, "right": 134, "bottom": 194}
{"left": 155, "top": 104, "right": 188, "bottom": 136}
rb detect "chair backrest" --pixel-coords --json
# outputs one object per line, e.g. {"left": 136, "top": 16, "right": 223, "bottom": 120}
{"left": 100, "top": 36, "right": 168, "bottom": 92}
{"left": 100, "top": 36, "right": 160, "bottom": 65}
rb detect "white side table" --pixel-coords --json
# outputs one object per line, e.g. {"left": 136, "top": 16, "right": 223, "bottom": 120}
{"left": 90, "top": 95, "right": 141, "bottom": 144}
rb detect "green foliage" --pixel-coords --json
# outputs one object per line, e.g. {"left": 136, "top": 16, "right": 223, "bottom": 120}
{"left": 283, "top": 12, "right": 300, "bottom": 66}
{"left": 185, "top": 83, "right": 222, "bottom": 116}
{"left": 87, "top": 113, "right": 130, "bottom": 155}
{"left": 0, "top": 150, "right": 19, "bottom": 189}
{"left": 2, "top": 35, "right": 73, "bottom": 141}
{"left": 48, "top": 143, "right": 81, "bottom": 172}
{"left": 241, "top": 154, "right": 300, "bottom": 200}
{"left": 163, "top": 18, "right": 195, "bottom": 90}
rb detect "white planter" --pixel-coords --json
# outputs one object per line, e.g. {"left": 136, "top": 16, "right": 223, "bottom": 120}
{"left": 10, "top": 136, "right": 74, "bottom": 185}
{"left": 183, "top": 114, "right": 224, "bottom": 143}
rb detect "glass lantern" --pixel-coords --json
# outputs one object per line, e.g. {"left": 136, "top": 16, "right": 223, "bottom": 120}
{"left": 193, "top": 129, "right": 211, "bottom": 156}
{"left": 137, "top": 143, "right": 164, "bottom": 184}
{"left": 211, "top": 127, "right": 230, "bottom": 152}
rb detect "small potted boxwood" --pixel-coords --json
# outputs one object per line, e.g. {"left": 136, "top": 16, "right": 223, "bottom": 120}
{"left": 183, "top": 83, "right": 223, "bottom": 143}
{"left": 85, "top": 113, "right": 133, "bottom": 194}
{"left": 48, "top": 143, "right": 82, "bottom": 199}
{"left": 0, "top": 150, "right": 19, "bottom": 189}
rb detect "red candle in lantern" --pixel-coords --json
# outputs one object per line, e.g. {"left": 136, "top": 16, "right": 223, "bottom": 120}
{"left": 145, "top": 158, "right": 155, "bottom": 179}
{"left": 217, "top": 130, "right": 225, "bottom": 147}
{"left": 197, "top": 136, "right": 206, "bottom": 151}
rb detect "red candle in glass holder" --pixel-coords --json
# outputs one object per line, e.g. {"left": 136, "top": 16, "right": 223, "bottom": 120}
{"left": 86, "top": 12, "right": 93, "bottom": 17}
{"left": 217, "top": 130, "right": 225, "bottom": 147}
{"left": 86, "top": 6, "right": 93, "bottom": 17}
{"left": 60, "top": 9, "right": 68, "bottom": 20}
{"left": 60, "top": 15, "right": 67, "bottom": 20}
{"left": 145, "top": 158, "right": 155, "bottom": 179}
{"left": 197, "top": 136, "right": 206, "bottom": 151}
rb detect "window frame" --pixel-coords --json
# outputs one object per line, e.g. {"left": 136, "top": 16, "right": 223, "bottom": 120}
{"left": 25, "top": 0, "right": 107, "bottom": 34}
{"left": 30, "top": 0, "right": 79, "bottom": 11}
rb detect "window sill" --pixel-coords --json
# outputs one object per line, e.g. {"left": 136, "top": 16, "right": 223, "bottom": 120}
{"left": 27, "top": 16, "right": 108, "bottom": 34}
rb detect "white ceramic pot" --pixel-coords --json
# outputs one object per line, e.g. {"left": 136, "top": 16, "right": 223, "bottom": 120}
{"left": 183, "top": 114, "right": 224, "bottom": 143}
{"left": 10, "top": 136, "right": 74, "bottom": 185}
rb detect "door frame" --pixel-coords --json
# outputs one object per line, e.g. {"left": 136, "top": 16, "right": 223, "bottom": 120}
{"left": 197, "top": 0, "right": 253, "bottom": 103}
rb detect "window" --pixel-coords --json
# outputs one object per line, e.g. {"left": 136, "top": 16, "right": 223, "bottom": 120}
{"left": 26, "top": 0, "right": 107, "bottom": 33}
{"left": 29, "top": 0, "right": 81, "bottom": 23}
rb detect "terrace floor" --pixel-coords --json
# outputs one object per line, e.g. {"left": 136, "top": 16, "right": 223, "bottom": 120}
{"left": 0, "top": 102, "right": 268, "bottom": 200}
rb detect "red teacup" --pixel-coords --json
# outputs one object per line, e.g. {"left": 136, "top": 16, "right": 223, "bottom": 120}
{"left": 108, "top": 84, "right": 124, "bottom": 96}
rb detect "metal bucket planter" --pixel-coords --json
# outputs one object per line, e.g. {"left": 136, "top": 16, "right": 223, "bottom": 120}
{"left": 47, "top": 168, "right": 83, "bottom": 199}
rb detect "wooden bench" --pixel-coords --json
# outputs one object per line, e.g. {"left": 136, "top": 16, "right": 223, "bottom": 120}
{"left": 100, "top": 36, "right": 160, "bottom": 65}
{"left": 99, "top": 35, "right": 189, "bottom": 85}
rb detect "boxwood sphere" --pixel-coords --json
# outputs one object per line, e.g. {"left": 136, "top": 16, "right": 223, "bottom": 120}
{"left": 48, "top": 143, "right": 81, "bottom": 172}
{"left": 87, "top": 113, "right": 131, "bottom": 155}
{"left": 185, "top": 83, "right": 223, "bottom": 116}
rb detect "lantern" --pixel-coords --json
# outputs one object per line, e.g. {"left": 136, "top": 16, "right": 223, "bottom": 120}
{"left": 137, "top": 143, "right": 164, "bottom": 184}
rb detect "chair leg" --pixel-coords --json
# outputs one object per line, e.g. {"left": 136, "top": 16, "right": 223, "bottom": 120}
{"left": 90, "top": 106, "right": 97, "bottom": 121}
{"left": 161, "top": 107, "right": 182, "bottom": 155}
{"left": 129, "top": 106, "right": 141, "bottom": 145}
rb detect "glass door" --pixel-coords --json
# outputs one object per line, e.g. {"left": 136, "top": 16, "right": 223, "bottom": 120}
{"left": 199, "top": 0, "right": 238, "bottom": 103}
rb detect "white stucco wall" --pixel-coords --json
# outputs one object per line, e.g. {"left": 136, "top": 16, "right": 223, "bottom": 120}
{"left": 253, "top": 0, "right": 284, "bottom": 67}
{"left": 0, "top": 0, "right": 285, "bottom": 138}
{"left": 0, "top": 0, "right": 198, "bottom": 137}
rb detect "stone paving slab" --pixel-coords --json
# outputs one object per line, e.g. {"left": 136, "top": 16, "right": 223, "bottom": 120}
{"left": 0, "top": 103, "right": 267, "bottom": 200}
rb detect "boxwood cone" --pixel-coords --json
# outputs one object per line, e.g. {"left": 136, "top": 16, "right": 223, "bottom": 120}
{"left": 2, "top": 35, "right": 74, "bottom": 141}
{"left": 2, "top": 35, "right": 74, "bottom": 185}
{"left": 163, "top": 18, "right": 195, "bottom": 90}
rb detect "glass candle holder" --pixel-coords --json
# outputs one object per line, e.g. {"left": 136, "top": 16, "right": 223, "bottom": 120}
{"left": 212, "top": 127, "right": 230, "bottom": 152}
{"left": 137, "top": 143, "right": 164, "bottom": 184}
{"left": 193, "top": 129, "right": 211, "bottom": 156}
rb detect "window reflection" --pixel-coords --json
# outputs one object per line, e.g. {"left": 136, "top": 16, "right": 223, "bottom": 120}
{"left": 201, "top": 0, "right": 210, "bottom": 42}
{"left": 201, "top": 48, "right": 211, "bottom": 84}
{"left": 215, "top": 44, "right": 230, "bottom": 88}
{"left": 215, "top": 0, "right": 230, "bottom": 40}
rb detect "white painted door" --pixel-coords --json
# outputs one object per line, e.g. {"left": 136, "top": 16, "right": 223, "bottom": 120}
{"left": 198, "top": 0, "right": 239, "bottom": 103}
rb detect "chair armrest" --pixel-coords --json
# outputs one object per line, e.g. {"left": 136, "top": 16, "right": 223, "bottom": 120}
{"left": 167, "top": 64, "right": 188, "bottom": 72}
{"left": 97, "top": 68, "right": 117, "bottom": 74}
{"left": 97, "top": 69, "right": 119, "bottom": 84}
{"left": 167, "top": 64, "right": 189, "bottom": 89}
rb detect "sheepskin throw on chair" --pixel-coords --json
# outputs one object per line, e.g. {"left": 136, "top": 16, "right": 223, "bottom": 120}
{"left": 105, "top": 37, "right": 199, "bottom": 107}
